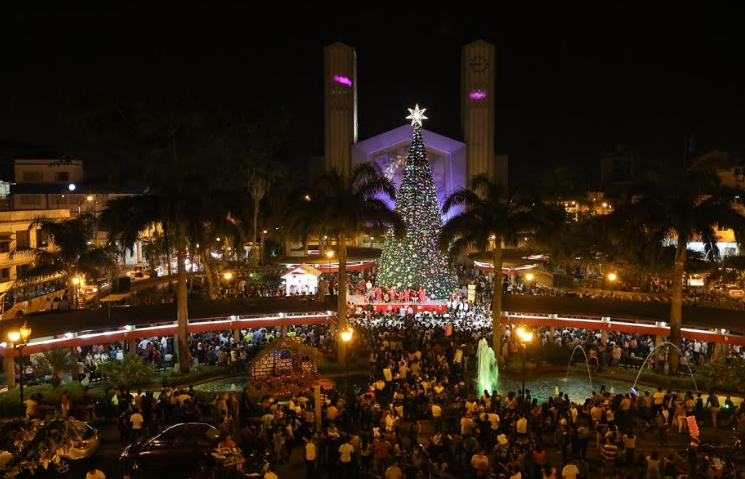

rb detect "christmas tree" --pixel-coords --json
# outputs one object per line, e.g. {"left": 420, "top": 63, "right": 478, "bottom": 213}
{"left": 377, "top": 105, "right": 458, "bottom": 299}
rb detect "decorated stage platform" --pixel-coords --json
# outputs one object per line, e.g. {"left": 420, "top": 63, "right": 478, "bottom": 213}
{"left": 348, "top": 295, "right": 448, "bottom": 313}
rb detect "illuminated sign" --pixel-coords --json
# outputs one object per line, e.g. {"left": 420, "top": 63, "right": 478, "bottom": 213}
{"left": 333, "top": 75, "right": 353, "bottom": 87}
{"left": 469, "top": 90, "right": 487, "bottom": 100}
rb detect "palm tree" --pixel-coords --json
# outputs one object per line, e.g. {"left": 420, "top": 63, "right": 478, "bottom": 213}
{"left": 21, "top": 214, "right": 115, "bottom": 308}
{"left": 243, "top": 159, "right": 284, "bottom": 264}
{"left": 312, "top": 164, "right": 403, "bottom": 362}
{"left": 142, "top": 231, "right": 172, "bottom": 274}
{"left": 97, "top": 103, "right": 241, "bottom": 373}
{"left": 440, "top": 175, "right": 564, "bottom": 355}
{"left": 78, "top": 243, "right": 119, "bottom": 308}
{"left": 185, "top": 190, "right": 244, "bottom": 299}
{"left": 284, "top": 186, "right": 333, "bottom": 256}
{"left": 101, "top": 191, "right": 196, "bottom": 374}
{"left": 610, "top": 151, "right": 745, "bottom": 372}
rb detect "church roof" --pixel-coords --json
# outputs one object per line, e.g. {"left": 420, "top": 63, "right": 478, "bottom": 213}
{"left": 353, "top": 125, "right": 465, "bottom": 157}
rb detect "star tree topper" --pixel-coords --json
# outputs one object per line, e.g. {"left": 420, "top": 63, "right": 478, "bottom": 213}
{"left": 406, "top": 104, "right": 428, "bottom": 127}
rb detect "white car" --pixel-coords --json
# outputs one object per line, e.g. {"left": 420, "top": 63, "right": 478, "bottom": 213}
{"left": 59, "top": 419, "right": 100, "bottom": 460}
{"left": 726, "top": 285, "right": 745, "bottom": 298}
{"left": 127, "top": 264, "right": 150, "bottom": 281}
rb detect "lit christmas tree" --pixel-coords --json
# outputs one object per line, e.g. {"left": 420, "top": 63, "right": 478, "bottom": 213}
{"left": 377, "top": 105, "right": 458, "bottom": 299}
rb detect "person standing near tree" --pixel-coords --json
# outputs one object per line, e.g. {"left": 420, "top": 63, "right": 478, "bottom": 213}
{"left": 706, "top": 391, "right": 721, "bottom": 428}
{"left": 60, "top": 391, "right": 70, "bottom": 417}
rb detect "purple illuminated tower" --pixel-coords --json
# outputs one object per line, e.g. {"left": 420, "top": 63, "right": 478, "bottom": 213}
{"left": 324, "top": 42, "right": 357, "bottom": 176}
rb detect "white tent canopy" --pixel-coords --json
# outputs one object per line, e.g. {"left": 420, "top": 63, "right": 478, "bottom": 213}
{"left": 281, "top": 264, "right": 322, "bottom": 296}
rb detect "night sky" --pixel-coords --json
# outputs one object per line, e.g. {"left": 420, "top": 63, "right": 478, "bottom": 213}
{"left": 1, "top": 4, "right": 743, "bottom": 184}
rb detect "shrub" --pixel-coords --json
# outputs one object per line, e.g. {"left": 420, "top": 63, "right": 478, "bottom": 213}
{"left": 0, "top": 383, "right": 105, "bottom": 418}
{"left": 31, "top": 348, "right": 71, "bottom": 387}
{"left": 97, "top": 355, "right": 155, "bottom": 388}
{"left": 697, "top": 358, "right": 745, "bottom": 393}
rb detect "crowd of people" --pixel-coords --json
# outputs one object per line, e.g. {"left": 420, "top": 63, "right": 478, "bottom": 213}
{"left": 17, "top": 262, "right": 745, "bottom": 479}
{"left": 21, "top": 303, "right": 742, "bottom": 479}
{"left": 223, "top": 311, "right": 744, "bottom": 479}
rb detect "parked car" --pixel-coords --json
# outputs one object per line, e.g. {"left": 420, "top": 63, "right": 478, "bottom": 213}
{"left": 725, "top": 284, "right": 745, "bottom": 298}
{"left": 126, "top": 264, "right": 156, "bottom": 281}
{"left": 59, "top": 419, "right": 100, "bottom": 461}
{"left": 120, "top": 422, "right": 221, "bottom": 476}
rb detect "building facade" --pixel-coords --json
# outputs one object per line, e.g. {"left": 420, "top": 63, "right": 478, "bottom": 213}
{"left": 0, "top": 208, "right": 70, "bottom": 290}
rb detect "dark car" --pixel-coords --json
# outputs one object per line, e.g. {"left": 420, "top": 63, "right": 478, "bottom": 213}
{"left": 120, "top": 422, "right": 221, "bottom": 475}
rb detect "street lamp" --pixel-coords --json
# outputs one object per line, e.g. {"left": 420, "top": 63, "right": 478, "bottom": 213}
{"left": 261, "top": 230, "right": 268, "bottom": 265}
{"left": 8, "top": 322, "right": 32, "bottom": 406}
{"left": 223, "top": 272, "right": 233, "bottom": 281}
{"left": 607, "top": 272, "right": 618, "bottom": 299}
{"left": 515, "top": 326, "right": 534, "bottom": 398}
{"left": 72, "top": 277, "right": 81, "bottom": 308}
{"left": 325, "top": 251, "right": 335, "bottom": 295}
{"left": 340, "top": 327, "right": 353, "bottom": 397}
{"left": 525, "top": 272, "right": 534, "bottom": 293}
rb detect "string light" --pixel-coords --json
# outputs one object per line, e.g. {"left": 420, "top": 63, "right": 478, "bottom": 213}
{"left": 377, "top": 107, "right": 458, "bottom": 299}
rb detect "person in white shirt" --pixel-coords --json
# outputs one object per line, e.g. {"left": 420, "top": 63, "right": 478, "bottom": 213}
{"left": 130, "top": 409, "right": 144, "bottom": 441}
{"left": 488, "top": 412, "right": 500, "bottom": 431}
{"left": 460, "top": 414, "right": 475, "bottom": 435}
{"left": 516, "top": 416, "right": 528, "bottom": 435}
{"left": 561, "top": 460, "right": 579, "bottom": 479}
{"left": 653, "top": 387, "right": 666, "bottom": 413}
{"left": 305, "top": 438, "right": 317, "bottom": 477}
{"left": 339, "top": 440, "right": 354, "bottom": 474}
{"left": 431, "top": 403, "right": 443, "bottom": 432}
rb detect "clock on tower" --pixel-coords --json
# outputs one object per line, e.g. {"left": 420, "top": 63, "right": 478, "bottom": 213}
{"left": 469, "top": 55, "right": 488, "bottom": 73}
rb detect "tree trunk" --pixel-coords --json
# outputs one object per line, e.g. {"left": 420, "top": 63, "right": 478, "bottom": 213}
{"left": 164, "top": 229, "right": 173, "bottom": 276}
{"left": 176, "top": 243, "right": 190, "bottom": 373}
{"left": 337, "top": 236, "right": 348, "bottom": 363}
{"left": 668, "top": 237, "right": 687, "bottom": 374}
{"left": 492, "top": 239, "right": 504, "bottom": 356}
{"left": 252, "top": 198, "right": 259, "bottom": 257}
{"left": 93, "top": 280, "right": 101, "bottom": 309}
{"left": 201, "top": 248, "right": 218, "bottom": 299}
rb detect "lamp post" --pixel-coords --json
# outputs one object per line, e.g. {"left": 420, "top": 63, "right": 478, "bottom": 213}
{"left": 8, "top": 322, "right": 32, "bottom": 407}
{"left": 260, "top": 230, "right": 268, "bottom": 266}
{"left": 515, "top": 326, "right": 534, "bottom": 398}
{"left": 340, "top": 327, "right": 353, "bottom": 397}
{"left": 525, "top": 272, "right": 534, "bottom": 294}
{"left": 607, "top": 272, "right": 618, "bottom": 299}
{"left": 326, "top": 250, "right": 335, "bottom": 294}
{"left": 222, "top": 271, "right": 234, "bottom": 297}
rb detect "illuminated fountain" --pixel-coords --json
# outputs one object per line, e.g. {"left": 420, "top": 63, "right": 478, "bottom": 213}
{"left": 632, "top": 341, "right": 698, "bottom": 393}
{"left": 477, "top": 338, "right": 499, "bottom": 394}
{"left": 564, "top": 345, "right": 594, "bottom": 393}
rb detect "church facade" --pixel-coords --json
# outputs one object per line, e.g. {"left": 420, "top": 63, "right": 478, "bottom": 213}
{"left": 322, "top": 40, "right": 508, "bottom": 207}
